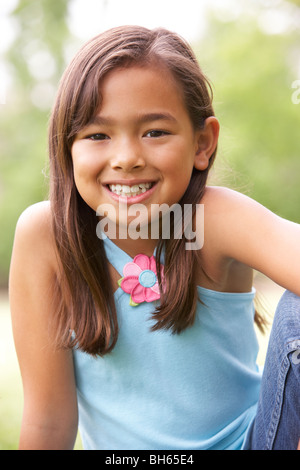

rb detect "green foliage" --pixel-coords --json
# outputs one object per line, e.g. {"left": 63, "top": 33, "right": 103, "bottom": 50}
{"left": 196, "top": 15, "right": 300, "bottom": 222}
{"left": 0, "top": 0, "right": 71, "bottom": 286}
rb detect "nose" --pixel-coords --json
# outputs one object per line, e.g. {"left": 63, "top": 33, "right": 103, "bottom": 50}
{"left": 110, "top": 138, "right": 146, "bottom": 172}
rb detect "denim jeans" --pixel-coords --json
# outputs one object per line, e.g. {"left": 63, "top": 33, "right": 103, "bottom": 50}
{"left": 249, "top": 290, "right": 300, "bottom": 450}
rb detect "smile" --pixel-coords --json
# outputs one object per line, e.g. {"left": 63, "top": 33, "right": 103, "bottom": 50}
{"left": 107, "top": 182, "right": 154, "bottom": 197}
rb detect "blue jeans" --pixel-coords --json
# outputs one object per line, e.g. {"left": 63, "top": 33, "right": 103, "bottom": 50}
{"left": 249, "top": 290, "right": 300, "bottom": 450}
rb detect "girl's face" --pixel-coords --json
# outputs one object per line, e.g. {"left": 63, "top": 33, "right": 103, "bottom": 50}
{"left": 71, "top": 65, "right": 210, "bottom": 230}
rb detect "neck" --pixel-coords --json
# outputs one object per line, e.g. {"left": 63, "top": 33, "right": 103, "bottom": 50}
{"left": 109, "top": 236, "right": 158, "bottom": 258}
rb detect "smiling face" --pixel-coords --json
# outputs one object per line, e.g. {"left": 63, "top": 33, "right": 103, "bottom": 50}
{"left": 71, "top": 65, "right": 208, "bottom": 232}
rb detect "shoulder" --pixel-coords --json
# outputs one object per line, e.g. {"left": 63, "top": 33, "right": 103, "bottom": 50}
{"left": 10, "top": 201, "right": 61, "bottom": 345}
{"left": 198, "top": 186, "right": 300, "bottom": 295}
{"left": 200, "top": 185, "right": 270, "bottom": 231}
{"left": 197, "top": 184, "right": 274, "bottom": 263}
{"left": 194, "top": 186, "right": 257, "bottom": 289}
{"left": 16, "top": 200, "right": 52, "bottom": 234}
{"left": 201, "top": 185, "right": 259, "bottom": 211}
{"left": 12, "top": 200, "right": 58, "bottom": 275}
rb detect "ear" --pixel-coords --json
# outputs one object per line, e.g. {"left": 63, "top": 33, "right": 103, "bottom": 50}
{"left": 194, "top": 117, "right": 219, "bottom": 171}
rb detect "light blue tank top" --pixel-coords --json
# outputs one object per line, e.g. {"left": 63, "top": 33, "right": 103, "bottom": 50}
{"left": 73, "top": 236, "right": 262, "bottom": 450}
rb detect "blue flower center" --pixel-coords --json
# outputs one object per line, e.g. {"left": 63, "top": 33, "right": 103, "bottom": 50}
{"left": 139, "top": 269, "right": 157, "bottom": 288}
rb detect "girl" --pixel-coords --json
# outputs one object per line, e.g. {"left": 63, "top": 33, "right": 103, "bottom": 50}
{"left": 9, "top": 25, "right": 300, "bottom": 450}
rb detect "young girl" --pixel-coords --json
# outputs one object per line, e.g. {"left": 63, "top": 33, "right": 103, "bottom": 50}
{"left": 9, "top": 25, "right": 300, "bottom": 450}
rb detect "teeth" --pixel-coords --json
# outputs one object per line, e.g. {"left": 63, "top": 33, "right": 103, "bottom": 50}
{"left": 108, "top": 182, "right": 152, "bottom": 197}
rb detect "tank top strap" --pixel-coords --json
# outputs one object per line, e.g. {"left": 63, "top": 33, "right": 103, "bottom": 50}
{"left": 102, "top": 235, "right": 133, "bottom": 276}
{"left": 102, "top": 234, "right": 164, "bottom": 277}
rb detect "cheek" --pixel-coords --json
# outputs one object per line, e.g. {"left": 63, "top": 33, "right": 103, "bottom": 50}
{"left": 159, "top": 148, "right": 195, "bottom": 201}
{"left": 71, "top": 147, "right": 103, "bottom": 211}
{"left": 159, "top": 146, "right": 195, "bottom": 181}
{"left": 72, "top": 144, "right": 101, "bottom": 183}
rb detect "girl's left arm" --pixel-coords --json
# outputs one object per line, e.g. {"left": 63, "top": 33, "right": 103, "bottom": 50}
{"left": 205, "top": 187, "right": 300, "bottom": 296}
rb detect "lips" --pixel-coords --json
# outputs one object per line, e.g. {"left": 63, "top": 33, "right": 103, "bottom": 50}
{"left": 108, "top": 182, "right": 153, "bottom": 197}
{"left": 103, "top": 180, "right": 157, "bottom": 203}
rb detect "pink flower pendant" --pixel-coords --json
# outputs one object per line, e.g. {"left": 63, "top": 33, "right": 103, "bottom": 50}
{"left": 118, "top": 254, "right": 164, "bottom": 306}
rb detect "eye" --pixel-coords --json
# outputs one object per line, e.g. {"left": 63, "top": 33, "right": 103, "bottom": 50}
{"left": 86, "top": 133, "right": 110, "bottom": 141}
{"left": 145, "top": 130, "right": 170, "bottom": 138}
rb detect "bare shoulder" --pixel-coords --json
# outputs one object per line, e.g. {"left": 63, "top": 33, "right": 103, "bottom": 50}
{"left": 13, "top": 200, "right": 58, "bottom": 271}
{"left": 200, "top": 186, "right": 247, "bottom": 243}
{"left": 198, "top": 186, "right": 262, "bottom": 270}
{"left": 200, "top": 185, "right": 271, "bottom": 235}
{"left": 200, "top": 186, "right": 300, "bottom": 295}
{"left": 16, "top": 200, "right": 52, "bottom": 242}
{"left": 10, "top": 200, "right": 59, "bottom": 323}
{"left": 201, "top": 185, "right": 261, "bottom": 211}
{"left": 196, "top": 186, "right": 257, "bottom": 290}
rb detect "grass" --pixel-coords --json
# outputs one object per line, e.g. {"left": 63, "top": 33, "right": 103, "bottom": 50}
{"left": 0, "top": 275, "right": 284, "bottom": 450}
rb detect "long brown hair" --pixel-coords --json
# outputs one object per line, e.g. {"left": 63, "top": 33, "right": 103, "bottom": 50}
{"left": 49, "top": 26, "right": 223, "bottom": 355}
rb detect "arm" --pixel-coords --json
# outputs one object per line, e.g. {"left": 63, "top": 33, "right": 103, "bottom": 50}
{"left": 9, "top": 202, "right": 78, "bottom": 450}
{"left": 203, "top": 187, "right": 300, "bottom": 296}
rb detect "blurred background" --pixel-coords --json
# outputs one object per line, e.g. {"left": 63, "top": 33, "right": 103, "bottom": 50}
{"left": 0, "top": 0, "right": 299, "bottom": 449}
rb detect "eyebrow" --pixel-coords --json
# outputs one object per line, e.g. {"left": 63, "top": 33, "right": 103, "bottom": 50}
{"left": 87, "top": 112, "right": 177, "bottom": 127}
{"left": 138, "top": 112, "right": 177, "bottom": 124}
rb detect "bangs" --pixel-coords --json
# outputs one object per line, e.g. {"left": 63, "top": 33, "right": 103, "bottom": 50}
{"left": 67, "top": 71, "right": 102, "bottom": 146}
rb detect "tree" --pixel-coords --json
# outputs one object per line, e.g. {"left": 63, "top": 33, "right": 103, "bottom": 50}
{"left": 0, "top": 0, "right": 71, "bottom": 285}
{"left": 196, "top": 10, "right": 300, "bottom": 222}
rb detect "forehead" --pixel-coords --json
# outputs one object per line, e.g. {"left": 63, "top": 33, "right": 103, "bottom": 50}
{"left": 97, "top": 65, "right": 187, "bottom": 116}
